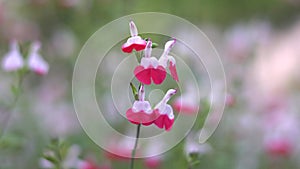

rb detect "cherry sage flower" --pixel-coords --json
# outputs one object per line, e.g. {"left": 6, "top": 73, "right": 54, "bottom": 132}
{"left": 122, "top": 21, "right": 147, "bottom": 53}
{"left": 27, "top": 41, "right": 49, "bottom": 75}
{"left": 1, "top": 40, "right": 24, "bottom": 72}
{"left": 134, "top": 39, "right": 178, "bottom": 85}
{"left": 158, "top": 39, "right": 179, "bottom": 82}
{"left": 126, "top": 84, "right": 156, "bottom": 125}
{"left": 153, "top": 89, "right": 177, "bottom": 131}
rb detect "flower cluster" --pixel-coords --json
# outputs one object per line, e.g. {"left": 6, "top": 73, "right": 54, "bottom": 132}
{"left": 1, "top": 40, "right": 49, "bottom": 75}
{"left": 122, "top": 21, "right": 179, "bottom": 131}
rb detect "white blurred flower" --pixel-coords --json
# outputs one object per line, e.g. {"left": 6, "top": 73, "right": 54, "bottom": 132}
{"left": 1, "top": 40, "right": 24, "bottom": 72}
{"left": 27, "top": 41, "right": 49, "bottom": 75}
{"left": 184, "top": 132, "right": 212, "bottom": 156}
{"left": 63, "top": 145, "right": 82, "bottom": 168}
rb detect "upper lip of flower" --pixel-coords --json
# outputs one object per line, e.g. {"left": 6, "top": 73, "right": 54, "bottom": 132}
{"left": 154, "top": 89, "right": 177, "bottom": 114}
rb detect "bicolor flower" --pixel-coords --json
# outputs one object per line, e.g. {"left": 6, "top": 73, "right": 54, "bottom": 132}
{"left": 153, "top": 89, "right": 177, "bottom": 131}
{"left": 1, "top": 40, "right": 24, "bottom": 72}
{"left": 158, "top": 39, "right": 179, "bottom": 82}
{"left": 122, "top": 21, "right": 147, "bottom": 53}
{"left": 134, "top": 39, "right": 178, "bottom": 85}
{"left": 27, "top": 41, "right": 49, "bottom": 75}
{"left": 126, "top": 85, "right": 156, "bottom": 125}
{"left": 173, "top": 84, "right": 199, "bottom": 114}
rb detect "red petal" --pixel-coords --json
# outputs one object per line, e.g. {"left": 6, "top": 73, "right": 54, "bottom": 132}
{"left": 154, "top": 115, "right": 164, "bottom": 129}
{"left": 132, "top": 43, "right": 146, "bottom": 51}
{"left": 122, "top": 43, "right": 146, "bottom": 53}
{"left": 153, "top": 111, "right": 174, "bottom": 131}
{"left": 151, "top": 66, "right": 167, "bottom": 85}
{"left": 134, "top": 66, "right": 151, "bottom": 85}
{"left": 169, "top": 63, "right": 179, "bottom": 82}
{"left": 126, "top": 108, "right": 155, "bottom": 125}
{"left": 122, "top": 43, "right": 134, "bottom": 53}
{"left": 164, "top": 117, "right": 174, "bottom": 131}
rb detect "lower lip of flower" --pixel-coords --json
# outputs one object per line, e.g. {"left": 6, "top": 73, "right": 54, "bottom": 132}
{"left": 134, "top": 66, "right": 167, "bottom": 85}
{"left": 126, "top": 109, "right": 157, "bottom": 125}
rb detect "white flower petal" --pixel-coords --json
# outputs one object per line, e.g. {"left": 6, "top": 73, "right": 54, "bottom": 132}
{"left": 132, "top": 101, "right": 152, "bottom": 114}
{"left": 129, "top": 21, "right": 138, "bottom": 37}
{"left": 1, "top": 41, "right": 24, "bottom": 71}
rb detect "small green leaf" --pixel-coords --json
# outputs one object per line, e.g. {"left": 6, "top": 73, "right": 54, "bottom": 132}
{"left": 130, "top": 83, "right": 139, "bottom": 100}
{"left": 43, "top": 155, "right": 58, "bottom": 164}
{"left": 151, "top": 42, "right": 159, "bottom": 48}
{"left": 10, "top": 85, "right": 19, "bottom": 96}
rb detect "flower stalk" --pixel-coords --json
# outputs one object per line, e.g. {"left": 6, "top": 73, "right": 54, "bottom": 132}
{"left": 130, "top": 123, "right": 141, "bottom": 169}
{"left": 129, "top": 82, "right": 142, "bottom": 169}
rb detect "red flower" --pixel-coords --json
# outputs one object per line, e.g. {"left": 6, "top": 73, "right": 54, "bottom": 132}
{"left": 134, "top": 40, "right": 178, "bottom": 85}
{"left": 122, "top": 21, "right": 147, "bottom": 53}
{"left": 126, "top": 85, "right": 157, "bottom": 125}
{"left": 153, "top": 89, "right": 177, "bottom": 131}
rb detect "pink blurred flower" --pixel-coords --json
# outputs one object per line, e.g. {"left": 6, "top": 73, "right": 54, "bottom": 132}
{"left": 265, "top": 139, "right": 292, "bottom": 156}
{"left": 134, "top": 40, "right": 178, "bottom": 85}
{"left": 1, "top": 40, "right": 24, "bottom": 72}
{"left": 153, "top": 89, "right": 177, "bottom": 131}
{"left": 225, "top": 93, "right": 235, "bottom": 107}
{"left": 144, "top": 156, "right": 161, "bottom": 169}
{"left": 263, "top": 103, "right": 299, "bottom": 157}
{"left": 143, "top": 138, "right": 165, "bottom": 169}
{"left": 122, "top": 21, "right": 147, "bottom": 53}
{"left": 173, "top": 84, "right": 199, "bottom": 114}
{"left": 105, "top": 137, "right": 134, "bottom": 161}
{"left": 27, "top": 41, "right": 49, "bottom": 75}
{"left": 79, "top": 160, "right": 111, "bottom": 169}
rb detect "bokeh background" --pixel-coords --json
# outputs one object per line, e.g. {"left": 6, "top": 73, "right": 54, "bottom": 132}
{"left": 1, "top": 0, "right": 300, "bottom": 169}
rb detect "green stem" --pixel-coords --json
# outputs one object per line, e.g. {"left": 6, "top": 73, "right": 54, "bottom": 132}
{"left": 129, "top": 51, "right": 143, "bottom": 169}
{"left": 0, "top": 70, "right": 27, "bottom": 139}
{"left": 130, "top": 124, "right": 141, "bottom": 169}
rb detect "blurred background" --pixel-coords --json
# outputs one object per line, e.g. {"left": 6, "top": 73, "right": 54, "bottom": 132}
{"left": 1, "top": 0, "right": 300, "bottom": 169}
